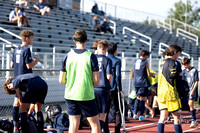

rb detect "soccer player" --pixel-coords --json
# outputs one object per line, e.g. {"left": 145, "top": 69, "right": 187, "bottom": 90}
{"left": 133, "top": 49, "right": 154, "bottom": 121}
{"left": 93, "top": 39, "right": 100, "bottom": 54}
{"left": 107, "top": 43, "right": 123, "bottom": 133}
{"left": 94, "top": 40, "right": 112, "bottom": 130}
{"left": 11, "top": 29, "right": 40, "bottom": 133}
{"left": 157, "top": 45, "right": 182, "bottom": 133}
{"left": 59, "top": 30, "right": 101, "bottom": 133}
{"left": 3, "top": 74, "right": 48, "bottom": 133}
{"left": 182, "top": 58, "right": 199, "bottom": 128}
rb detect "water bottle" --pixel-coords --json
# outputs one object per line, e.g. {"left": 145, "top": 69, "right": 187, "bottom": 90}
{"left": 128, "top": 109, "right": 132, "bottom": 118}
{"left": 34, "top": 52, "right": 38, "bottom": 58}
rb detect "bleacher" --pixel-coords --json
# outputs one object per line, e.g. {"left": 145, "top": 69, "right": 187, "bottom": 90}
{"left": 0, "top": 0, "right": 199, "bottom": 62}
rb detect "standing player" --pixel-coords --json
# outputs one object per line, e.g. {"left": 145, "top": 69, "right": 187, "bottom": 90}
{"left": 59, "top": 30, "right": 101, "bottom": 133}
{"left": 93, "top": 39, "right": 100, "bottom": 54}
{"left": 107, "top": 43, "right": 123, "bottom": 133}
{"left": 11, "top": 30, "right": 40, "bottom": 133}
{"left": 157, "top": 45, "right": 182, "bottom": 133}
{"left": 94, "top": 40, "right": 112, "bottom": 130}
{"left": 3, "top": 74, "right": 48, "bottom": 133}
{"left": 182, "top": 58, "right": 199, "bottom": 128}
{"left": 133, "top": 49, "right": 154, "bottom": 121}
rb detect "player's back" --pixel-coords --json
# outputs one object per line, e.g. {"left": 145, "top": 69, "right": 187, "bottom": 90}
{"left": 12, "top": 46, "right": 32, "bottom": 76}
{"left": 133, "top": 58, "right": 149, "bottom": 87}
{"left": 95, "top": 54, "right": 112, "bottom": 89}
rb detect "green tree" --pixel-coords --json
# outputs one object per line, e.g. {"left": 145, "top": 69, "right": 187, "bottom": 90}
{"left": 167, "top": 0, "right": 200, "bottom": 28}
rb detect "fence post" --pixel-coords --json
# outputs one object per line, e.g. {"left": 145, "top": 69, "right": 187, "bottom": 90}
{"left": 43, "top": 54, "right": 48, "bottom": 79}
{"left": 2, "top": 44, "right": 5, "bottom": 69}
{"left": 6, "top": 52, "right": 11, "bottom": 80}
{"left": 198, "top": 57, "right": 200, "bottom": 95}
{"left": 121, "top": 52, "right": 126, "bottom": 79}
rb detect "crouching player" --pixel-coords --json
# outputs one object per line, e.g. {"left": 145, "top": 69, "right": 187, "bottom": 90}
{"left": 94, "top": 40, "right": 112, "bottom": 130}
{"left": 3, "top": 74, "right": 48, "bottom": 133}
{"left": 157, "top": 45, "right": 182, "bottom": 133}
{"left": 182, "top": 58, "right": 199, "bottom": 128}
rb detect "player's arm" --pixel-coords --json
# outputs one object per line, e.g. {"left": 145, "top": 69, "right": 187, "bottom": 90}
{"left": 26, "top": 57, "right": 40, "bottom": 69}
{"left": 116, "top": 60, "right": 122, "bottom": 93}
{"left": 93, "top": 72, "right": 99, "bottom": 86}
{"left": 25, "top": 48, "right": 40, "bottom": 69}
{"left": 33, "top": 4, "right": 40, "bottom": 11}
{"left": 59, "top": 71, "right": 67, "bottom": 84}
{"left": 190, "top": 81, "right": 198, "bottom": 97}
{"left": 15, "top": 88, "right": 22, "bottom": 105}
{"left": 11, "top": 61, "right": 14, "bottom": 68}
{"left": 107, "top": 59, "right": 112, "bottom": 83}
{"left": 146, "top": 61, "right": 155, "bottom": 78}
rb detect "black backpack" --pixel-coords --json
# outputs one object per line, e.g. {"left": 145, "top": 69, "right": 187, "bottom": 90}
{"left": 46, "top": 105, "right": 62, "bottom": 126}
{"left": 0, "top": 119, "right": 13, "bottom": 133}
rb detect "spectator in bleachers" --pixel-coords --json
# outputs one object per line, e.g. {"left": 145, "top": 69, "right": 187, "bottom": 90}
{"left": 18, "top": 8, "right": 30, "bottom": 27}
{"left": 33, "top": 0, "right": 51, "bottom": 16}
{"left": 15, "top": 0, "right": 29, "bottom": 9}
{"left": 9, "top": 7, "right": 22, "bottom": 27}
{"left": 101, "top": 18, "right": 113, "bottom": 34}
{"left": 91, "top": 3, "right": 105, "bottom": 16}
{"left": 92, "top": 16, "right": 102, "bottom": 32}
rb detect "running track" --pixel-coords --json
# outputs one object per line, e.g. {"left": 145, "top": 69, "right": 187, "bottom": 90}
{"left": 45, "top": 108, "right": 200, "bottom": 133}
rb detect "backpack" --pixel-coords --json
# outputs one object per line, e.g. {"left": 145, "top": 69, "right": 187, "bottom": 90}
{"left": 53, "top": 113, "right": 69, "bottom": 131}
{"left": 0, "top": 119, "right": 13, "bottom": 133}
{"left": 45, "top": 105, "right": 62, "bottom": 126}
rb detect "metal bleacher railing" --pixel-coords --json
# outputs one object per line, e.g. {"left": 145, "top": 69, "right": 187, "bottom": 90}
{"left": 156, "top": 20, "right": 172, "bottom": 34}
{"left": 176, "top": 28, "right": 199, "bottom": 46}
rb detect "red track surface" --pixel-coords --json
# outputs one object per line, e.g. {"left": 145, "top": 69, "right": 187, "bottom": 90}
{"left": 61, "top": 110, "right": 200, "bottom": 133}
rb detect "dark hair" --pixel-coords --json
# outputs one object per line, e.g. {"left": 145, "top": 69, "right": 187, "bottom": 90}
{"left": 140, "top": 49, "right": 150, "bottom": 57}
{"left": 165, "top": 44, "right": 182, "bottom": 56}
{"left": 73, "top": 30, "right": 87, "bottom": 43}
{"left": 3, "top": 77, "right": 16, "bottom": 95}
{"left": 93, "top": 39, "right": 100, "bottom": 50}
{"left": 108, "top": 43, "right": 117, "bottom": 54}
{"left": 20, "top": 30, "right": 34, "bottom": 42}
{"left": 98, "top": 40, "right": 108, "bottom": 50}
{"left": 20, "top": 7, "right": 25, "bottom": 12}
{"left": 181, "top": 58, "right": 191, "bottom": 65}
{"left": 162, "top": 51, "right": 167, "bottom": 58}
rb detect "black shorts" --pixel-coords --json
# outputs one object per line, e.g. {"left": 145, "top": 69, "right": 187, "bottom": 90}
{"left": 189, "top": 90, "right": 198, "bottom": 101}
{"left": 22, "top": 77, "right": 48, "bottom": 104}
{"left": 65, "top": 99, "right": 99, "bottom": 117}
{"left": 94, "top": 88, "right": 110, "bottom": 113}
{"left": 135, "top": 87, "right": 149, "bottom": 97}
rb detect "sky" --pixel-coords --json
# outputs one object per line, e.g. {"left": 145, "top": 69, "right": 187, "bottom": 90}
{"left": 81, "top": 0, "right": 182, "bottom": 21}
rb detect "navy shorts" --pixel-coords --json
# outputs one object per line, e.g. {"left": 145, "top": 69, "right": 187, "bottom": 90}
{"left": 22, "top": 77, "right": 48, "bottom": 104}
{"left": 129, "top": 98, "right": 135, "bottom": 113}
{"left": 135, "top": 87, "right": 149, "bottom": 97}
{"left": 189, "top": 90, "right": 198, "bottom": 101}
{"left": 94, "top": 88, "right": 110, "bottom": 113}
{"left": 65, "top": 99, "right": 99, "bottom": 117}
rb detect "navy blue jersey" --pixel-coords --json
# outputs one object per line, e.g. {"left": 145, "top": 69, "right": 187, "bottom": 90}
{"left": 175, "top": 61, "right": 182, "bottom": 74}
{"left": 133, "top": 58, "right": 150, "bottom": 87}
{"left": 107, "top": 54, "right": 122, "bottom": 91}
{"left": 12, "top": 46, "right": 33, "bottom": 76}
{"left": 12, "top": 73, "right": 39, "bottom": 92}
{"left": 95, "top": 54, "right": 112, "bottom": 89}
{"left": 60, "top": 49, "right": 99, "bottom": 72}
{"left": 182, "top": 67, "right": 199, "bottom": 92}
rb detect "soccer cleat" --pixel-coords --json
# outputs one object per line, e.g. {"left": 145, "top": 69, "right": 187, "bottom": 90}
{"left": 190, "top": 120, "right": 198, "bottom": 128}
{"left": 139, "top": 116, "right": 147, "bottom": 121}
{"left": 133, "top": 115, "right": 139, "bottom": 120}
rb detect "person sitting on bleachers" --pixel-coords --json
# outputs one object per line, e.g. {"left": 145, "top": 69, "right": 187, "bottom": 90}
{"left": 18, "top": 7, "right": 30, "bottom": 27}
{"left": 15, "top": 0, "right": 29, "bottom": 9}
{"left": 101, "top": 18, "right": 113, "bottom": 34}
{"left": 92, "top": 16, "right": 102, "bottom": 32}
{"left": 91, "top": 3, "right": 105, "bottom": 16}
{"left": 9, "top": 7, "right": 21, "bottom": 27}
{"left": 33, "top": 0, "right": 51, "bottom": 16}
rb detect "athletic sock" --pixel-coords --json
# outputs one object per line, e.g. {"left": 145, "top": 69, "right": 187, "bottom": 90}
{"left": 158, "top": 123, "right": 164, "bottom": 133}
{"left": 139, "top": 100, "right": 145, "bottom": 115}
{"left": 20, "top": 112, "right": 28, "bottom": 133}
{"left": 37, "top": 111, "right": 44, "bottom": 133}
{"left": 190, "top": 110, "right": 196, "bottom": 121}
{"left": 12, "top": 107, "right": 19, "bottom": 128}
{"left": 99, "top": 120, "right": 105, "bottom": 130}
{"left": 174, "top": 124, "right": 183, "bottom": 133}
{"left": 134, "top": 99, "right": 140, "bottom": 115}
